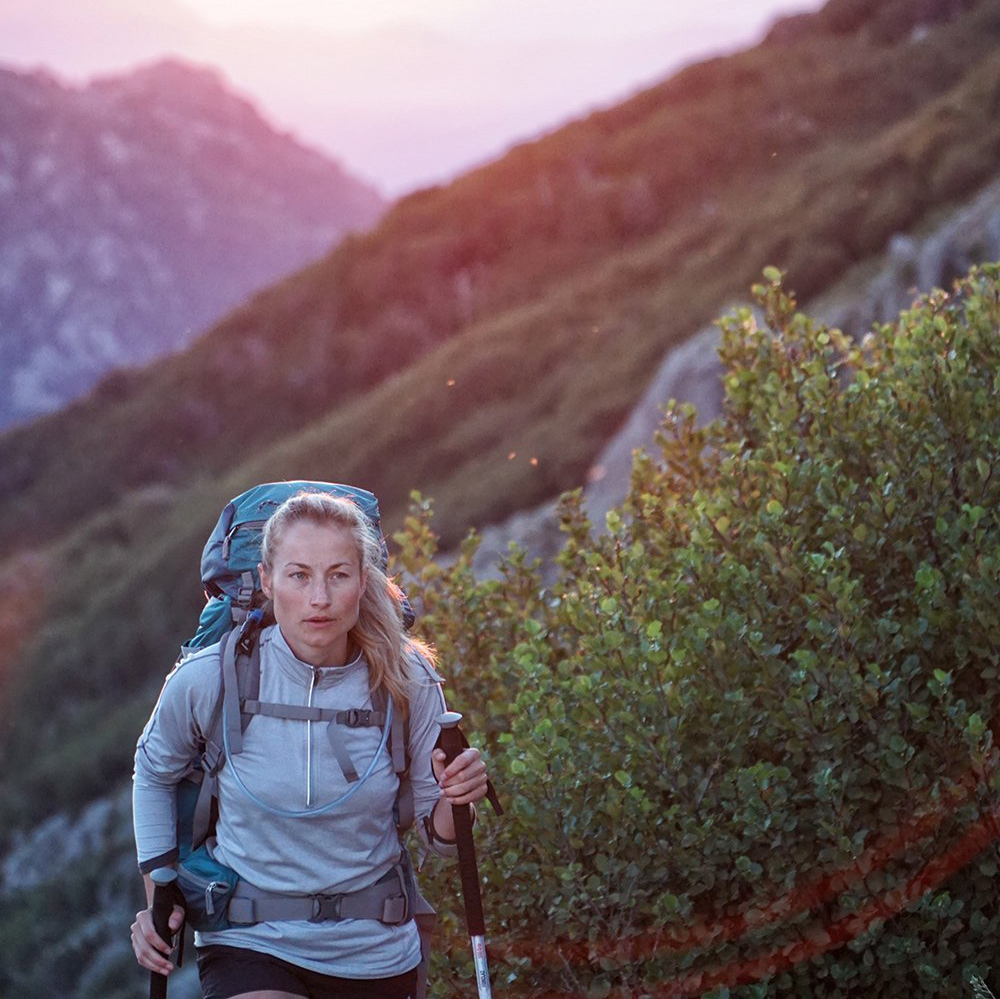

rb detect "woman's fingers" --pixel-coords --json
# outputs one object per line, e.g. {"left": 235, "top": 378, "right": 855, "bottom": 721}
{"left": 131, "top": 906, "right": 181, "bottom": 974}
{"left": 437, "top": 747, "right": 485, "bottom": 780}
{"left": 435, "top": 747, "right": 489, "bottom": 804}
{"left": 168, "top": 903, "right": 186, "bottom": 933}
{"left": 443, "top": 781, "right": 487, "bottom": 805}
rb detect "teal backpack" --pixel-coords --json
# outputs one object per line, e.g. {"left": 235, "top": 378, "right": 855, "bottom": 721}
{"left": 184, "top": 479, "right": 412, "bottom": 654}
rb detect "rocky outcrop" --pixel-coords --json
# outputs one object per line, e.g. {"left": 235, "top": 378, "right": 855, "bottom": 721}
{"left": 0, "top": 59, "right": 384, "bottom": 428}
{"left": 465, "top": 173, "right": 1000, "bottom": 579}
{"left": 0, "top": 784, "right": 200, "bottom": 997}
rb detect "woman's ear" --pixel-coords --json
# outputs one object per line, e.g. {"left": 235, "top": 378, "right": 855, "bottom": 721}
{"left": 258, "top": 563, "right": 272, "bottom": 599}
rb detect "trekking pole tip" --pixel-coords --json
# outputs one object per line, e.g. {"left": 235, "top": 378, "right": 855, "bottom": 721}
{"left": 437, "top": 710, "right": 463, "bottom": 729}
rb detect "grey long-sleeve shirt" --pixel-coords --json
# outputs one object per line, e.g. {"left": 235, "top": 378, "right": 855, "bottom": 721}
{"left": 133, "top": 624, "right": 454, "bottom": 979}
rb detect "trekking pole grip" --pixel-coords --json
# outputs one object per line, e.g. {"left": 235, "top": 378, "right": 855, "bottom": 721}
{"left": 437, "top": 711, "right": 493, "bottom": 997}
{"left": 437, "top": 712, "right": 486, "bottom": 938}
{"left": 149, "top": 867, "right": 178, "bottom": 999}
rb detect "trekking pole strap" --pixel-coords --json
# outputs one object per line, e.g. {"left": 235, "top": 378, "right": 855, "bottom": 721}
{"left": 433, "top": 721, "right": 503, "bottom": 817}
{"left": 448, "top": 778, "right": 486, "bottom": 936}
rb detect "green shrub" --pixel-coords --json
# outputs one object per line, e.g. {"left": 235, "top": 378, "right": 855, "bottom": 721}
{"left": 399, "top": 264, "right": 1000, "bottom": 997}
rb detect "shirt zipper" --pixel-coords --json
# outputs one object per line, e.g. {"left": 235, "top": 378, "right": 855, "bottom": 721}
{"left": 306, "top": 666, "right": 318, "bottom": 806}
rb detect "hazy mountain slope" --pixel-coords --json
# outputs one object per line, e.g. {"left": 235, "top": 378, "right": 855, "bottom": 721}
{"left": 467, "top": 175, "right": 1000, "bottom": 580}
{"left": 1, "top": 0, "right": 1000, "bottom": 841}
{"left": 1, "top": 0, "right": 998, "bottom": 555}
{"left": 0, "top": 58, "right": 383, "bottom": 427}
{"left": 3, "top": 181, "right": 999, "bottom": 999}
{"left": 2, "top": 12, "right": 1000, "bottom": 853}
{"left": 2, "top": 1, "right": 1000, "bottom": 995}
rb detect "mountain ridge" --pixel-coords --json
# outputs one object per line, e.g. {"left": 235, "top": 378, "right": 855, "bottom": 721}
{"left": 0, "top": 57, "right": 384, "bottom": 427}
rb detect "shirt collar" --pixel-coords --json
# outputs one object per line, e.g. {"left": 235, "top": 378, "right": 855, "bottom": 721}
{"left": 262, "top": 624, "right": 366, "bottom": 688}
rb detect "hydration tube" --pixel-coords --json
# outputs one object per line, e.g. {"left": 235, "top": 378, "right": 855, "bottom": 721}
{"left": 221, "top": 692, "right": 393, "bottom": 819}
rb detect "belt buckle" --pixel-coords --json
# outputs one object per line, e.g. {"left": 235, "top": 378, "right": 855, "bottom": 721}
{"left": 310, "top": 893, "right": 341, "bottom": 922}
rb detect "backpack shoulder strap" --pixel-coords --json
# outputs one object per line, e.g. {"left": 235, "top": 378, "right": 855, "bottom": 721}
{"left": 372, "top": 684, "right": 414, "bottom": 832}
{"left": 220, "top": 627, "right": 246, "bottom": 755}
{"left": 190, "top": 623, "right": 263, "bottom": 849}
{"left": 238, "top": 631, "right": 262, "bottom": 734}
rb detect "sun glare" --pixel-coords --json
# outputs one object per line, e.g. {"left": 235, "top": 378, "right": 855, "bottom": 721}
{"left": 174, "top": 0, "right": 468, "bottom": 31}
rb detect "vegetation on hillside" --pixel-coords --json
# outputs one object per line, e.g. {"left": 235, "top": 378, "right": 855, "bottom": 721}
{"left": 401, "top": 263, "right": 1000, "bottom": 997}
{"left": 1, "top": 260, "right": 997, "bottom": 995}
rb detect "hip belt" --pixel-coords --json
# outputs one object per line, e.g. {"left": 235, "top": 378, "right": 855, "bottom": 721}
{"left": 226, "top": 861, "right": 412, "bottom": 926}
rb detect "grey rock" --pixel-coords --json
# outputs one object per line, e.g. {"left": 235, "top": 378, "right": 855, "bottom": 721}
{"left": 463, "top": 172, "right": 1000, "bottom": 579}
{"left": 0, "top": 784, "right": 132, "bottom": 894}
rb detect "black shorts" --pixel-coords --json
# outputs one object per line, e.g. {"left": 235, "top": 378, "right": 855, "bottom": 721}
{"left": 196, "top": 944, "right": 420, "bottom": 999}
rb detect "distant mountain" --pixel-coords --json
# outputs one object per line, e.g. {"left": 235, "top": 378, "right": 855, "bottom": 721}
{"left": 0, "top": 58, "right": 384, "bottom": 427}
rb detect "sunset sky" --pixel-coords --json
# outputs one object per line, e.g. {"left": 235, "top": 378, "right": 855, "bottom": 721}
{"left": 173, "top": 0, "right": 813, "bottom": 39}
{"left": 1, "top": 0, "right": 825, "bottom": 194}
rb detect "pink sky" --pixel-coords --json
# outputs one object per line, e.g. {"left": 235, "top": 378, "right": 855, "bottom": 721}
{"left": 0, "top": 0, "right": 824, "bottom": 195}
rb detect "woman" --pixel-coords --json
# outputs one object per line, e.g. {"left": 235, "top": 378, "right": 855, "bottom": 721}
{"left": 131, "top": 490, "right": 489, "bottom": 999}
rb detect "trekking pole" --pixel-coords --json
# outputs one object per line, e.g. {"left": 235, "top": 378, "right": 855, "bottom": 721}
{"left": 149, "top": 867, "right": 178, "bottom": 999}
{"left": 437, "top": 711, "right": 493, "bottom": 999}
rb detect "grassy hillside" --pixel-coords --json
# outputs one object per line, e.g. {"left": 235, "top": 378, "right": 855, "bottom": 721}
{"left": 2, "top": 0, "right": 999, "bottom": 557}
{"left": 2, "top": 0, "right": 1000, "bottom": 843}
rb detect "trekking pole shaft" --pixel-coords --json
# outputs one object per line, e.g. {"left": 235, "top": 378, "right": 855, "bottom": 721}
{"left": 438, "top": 712, "right": 493, "bottom": 999}
{"left": 149, "top": 868, "right": 177, "bottom": 999}
{"left": 471, "top": 934, "right": 492, "bottom": 997}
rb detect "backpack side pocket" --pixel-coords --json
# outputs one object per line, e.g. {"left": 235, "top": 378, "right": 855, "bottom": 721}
{"left": 176, "top": 842, "right": 239, "bottom": 932}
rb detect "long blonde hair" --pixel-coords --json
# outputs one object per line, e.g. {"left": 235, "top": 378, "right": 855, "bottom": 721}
{"left": 259, "top": 490, "right": 433, "bottom": 716}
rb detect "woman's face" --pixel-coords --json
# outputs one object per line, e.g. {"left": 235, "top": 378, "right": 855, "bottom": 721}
{"left": 259, "top": 519, "right": 367, "bottom": 668}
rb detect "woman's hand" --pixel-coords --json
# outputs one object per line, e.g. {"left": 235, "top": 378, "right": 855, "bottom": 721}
{"left": 130, "top": 903, "right": 185, "bottom": 975}
{"left": 432, "top": 746, "right": 488, "bottom": 806}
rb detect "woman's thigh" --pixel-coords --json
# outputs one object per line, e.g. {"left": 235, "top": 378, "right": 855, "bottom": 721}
{"left": 198, "top": 944, "right": 418, "bottom": 999}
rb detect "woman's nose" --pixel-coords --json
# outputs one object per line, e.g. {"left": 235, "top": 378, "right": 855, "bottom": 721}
{"left": 309, "top": 581, "right": 332, "bottom": 604}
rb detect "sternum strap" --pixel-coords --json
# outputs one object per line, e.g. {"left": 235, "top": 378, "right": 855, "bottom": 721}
{"left": 242, "top": 701, "right": 386, "bottom": 727}
{"left": 240, "top": 701, "right": 389, "bottom": 784}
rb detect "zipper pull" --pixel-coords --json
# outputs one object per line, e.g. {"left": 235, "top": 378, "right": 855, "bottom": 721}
{"left": 205, "top": 881, "right": 221, "bottom": 916}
